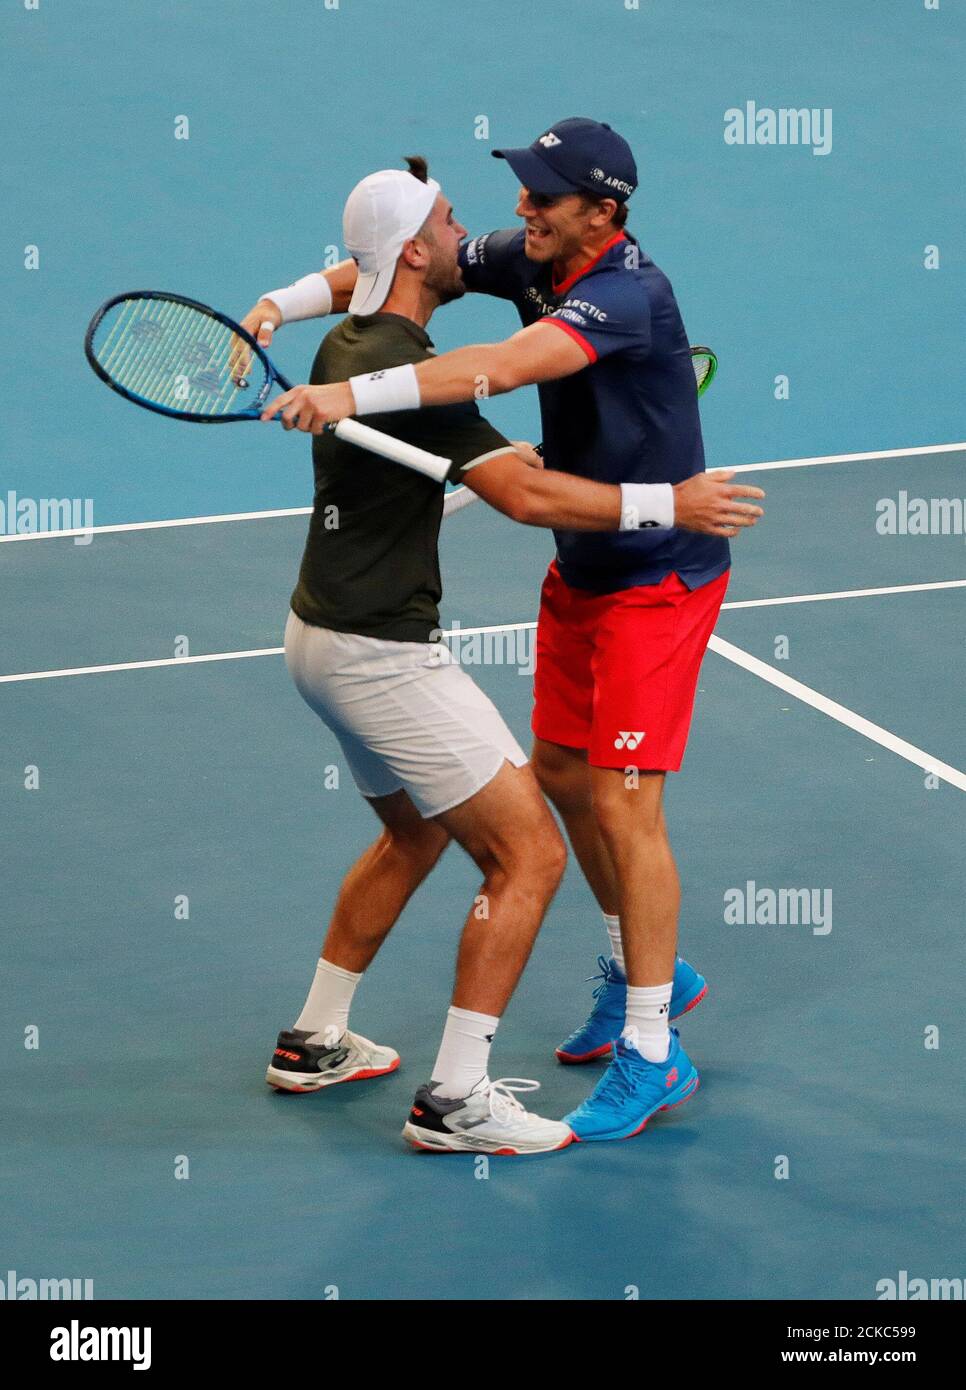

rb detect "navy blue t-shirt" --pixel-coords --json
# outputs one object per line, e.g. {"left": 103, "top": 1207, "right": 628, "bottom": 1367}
{"left": 458, "top": 228, "right": 730, "bottom": 593}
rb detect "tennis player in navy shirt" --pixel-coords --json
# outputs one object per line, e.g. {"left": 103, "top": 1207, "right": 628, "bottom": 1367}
{"left": 262, "top": 117, "right": 765, "bottom": 1144}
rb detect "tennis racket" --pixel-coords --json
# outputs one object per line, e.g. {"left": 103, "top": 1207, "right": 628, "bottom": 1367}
{"left": 443, "top": 344, "right": 718, "bottom": 519}
{"left": 84, "top": 290, "right": 452, "bottom": 483}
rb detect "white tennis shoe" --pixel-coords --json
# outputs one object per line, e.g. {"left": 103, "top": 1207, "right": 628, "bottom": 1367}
{"left": 403, "top": 1077, "right": 573, "bottom": 1154}
{"left": 266, "top": 1027, "right": 399, "bottom": 1093}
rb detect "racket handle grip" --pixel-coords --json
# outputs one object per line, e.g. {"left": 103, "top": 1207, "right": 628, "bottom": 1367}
{"left": 442, "top": 484, "right": 481, "bottom": 519}
{"left": 330, "top": 418, "right": 450, "bottom": 483}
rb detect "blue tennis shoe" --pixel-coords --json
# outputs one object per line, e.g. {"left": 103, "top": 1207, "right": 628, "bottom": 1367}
{"left": 555, "top": 954, "right": 707, "bottom": 1064}
{"left": 564, "top": 1030, "right": 699, "bottom": 1142}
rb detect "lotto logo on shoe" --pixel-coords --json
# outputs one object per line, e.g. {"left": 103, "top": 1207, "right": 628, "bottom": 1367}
{"left": 665, "top": 1067, "right": 679, "bottom": 1088}
{"left": 274, "top": 1048, "right": 301, "bottom": 1062}
{"left": 614, "top": 731, "right": 645, "bottom": 750}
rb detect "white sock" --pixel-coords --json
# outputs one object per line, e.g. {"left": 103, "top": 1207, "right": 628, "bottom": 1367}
{"left": 622, "top": 983, "right": 672, "bottom": 1063}
{"left": 431, "top": 1006, "right": 500, "bottom": 1100}
{"left": 293, "top": 957, "right": 361, "bottom": 1047}
{"left": 603, "top": 912, "right": 625, "bottom": 974}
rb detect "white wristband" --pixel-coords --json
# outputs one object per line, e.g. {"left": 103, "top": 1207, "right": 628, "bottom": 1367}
{"left": 349, "top": 363, "right": 421, "bottom": 415}
{"left": 262, "top": 272, "right": 333, "bottom": 324}
{"left": 619, "top": 482, "right": 675, "bottom": 530}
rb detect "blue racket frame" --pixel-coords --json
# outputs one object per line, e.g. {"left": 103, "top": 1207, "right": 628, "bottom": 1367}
{"left": 84, "top": 290, "right": 295, "bottom": 424}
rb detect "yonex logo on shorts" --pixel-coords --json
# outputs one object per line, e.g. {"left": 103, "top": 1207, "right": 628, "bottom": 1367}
{"left": 614, "top": 731, "right": 645, "bottom": 750}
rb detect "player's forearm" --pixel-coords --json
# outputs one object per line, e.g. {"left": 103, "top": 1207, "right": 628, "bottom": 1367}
{"left": 347, "top": 326, "right": 583, "bottom": 415}
{"left": 320, "top": 259, "right": 358, "bottom": 314}
{"left": 501, "top": 472, "right": 623, "bottom": 531}
{"left": 413, "top": 344, "right": 521, "bottom": 407}
{"left": 409, "top": 325, "right": 586, "bottom": 407}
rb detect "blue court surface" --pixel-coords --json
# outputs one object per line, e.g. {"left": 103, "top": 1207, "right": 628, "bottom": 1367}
{"left": 2, "top": 2, "right": 964, "bottom": 1302}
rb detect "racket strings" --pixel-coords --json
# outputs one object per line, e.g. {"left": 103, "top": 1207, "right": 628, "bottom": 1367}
{"left": 690, "top": 348, "right": 717, "bottom": 395}
{"left": 91, "top": 297, "right": 269, "bottom": 417}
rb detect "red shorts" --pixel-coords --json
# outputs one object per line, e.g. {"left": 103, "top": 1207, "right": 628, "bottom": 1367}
{"left": 532, "top": 564, "right": 729, "bottom": 771}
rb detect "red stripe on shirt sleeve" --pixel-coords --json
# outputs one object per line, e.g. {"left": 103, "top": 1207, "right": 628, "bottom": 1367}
{"left": 543, "top": 317, "right": 599, "bottom": 364}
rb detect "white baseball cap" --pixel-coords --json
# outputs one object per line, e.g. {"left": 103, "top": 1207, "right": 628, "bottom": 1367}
{"left": 343, "top": 169, "right": 441, "bottom": 315}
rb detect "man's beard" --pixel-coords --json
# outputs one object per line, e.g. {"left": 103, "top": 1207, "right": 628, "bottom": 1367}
{"left": 435, "top": 279, "right": 466, "bottom": 306}
{"left": 425, "top": 254, "right": 466, "bottom": 305}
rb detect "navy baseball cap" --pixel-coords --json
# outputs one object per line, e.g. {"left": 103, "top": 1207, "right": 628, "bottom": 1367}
{"left": 492, "top": 117, "right": 638, "bottom": 202}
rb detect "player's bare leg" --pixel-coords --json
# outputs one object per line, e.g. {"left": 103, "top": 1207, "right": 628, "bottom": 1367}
{"left": 322, "top": 789, "right": 450, "bottom": 974}
{"left": 564, "top": 768, "right": 700, "bottom": 1141}
{"left": 402, "top": 761, "right": 574, "bottom": 1154}
{"left": 533, "top": 738, "right": 706, "bottom": 1067}
{"left": 266, "top": 789, "right": 449, "bottom": 1093}
{"left": 435, "top": 760, "right": 567, "bottom": 1016}
{"left": 531, "top": 738, "right": 619, "bottom": 915}
{"left": 590, "top": 769, "right": 677, "bottom": 986}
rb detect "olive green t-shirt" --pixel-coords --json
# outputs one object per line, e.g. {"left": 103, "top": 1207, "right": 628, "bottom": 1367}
{"left": 290, "top": 313, "right": 511, "bottom": 642}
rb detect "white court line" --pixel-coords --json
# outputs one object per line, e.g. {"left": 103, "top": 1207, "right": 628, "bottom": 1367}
{"left": 1, "top": 589, "right": 962, "bottom": 790}
{"left": 454, "top": 578, "right": 966, "bottom": 622}
{"left": 722, "top": 578, "right": 966, "bottom": 609}
{"left": 727, "top": 441, "right": 966, "bottom": 475}
{"left": 708, "top": 635, "right": 966, "bottom": 791}
{"left": 0, "top": 648, "right": 284, "bottom": 685}
{"left": 1, "top": 441, "right": 963, "bottom": 544}
{"left": 2, "top": 575, "right": 965, "bottom": 684}
{"left": 0, "top": 506, "right": 310, "bottom": 544}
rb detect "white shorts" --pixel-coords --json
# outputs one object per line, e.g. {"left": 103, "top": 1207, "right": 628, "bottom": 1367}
{"left": 284, "top": 610, "right": 527, "bottom": 818}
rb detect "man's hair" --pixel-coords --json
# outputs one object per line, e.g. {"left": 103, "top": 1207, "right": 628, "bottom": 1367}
{"left": 404, "top": 154, "right": 430, "bottom": 183}
{"left": 578, "top": 190, "right": 629, "bottom": 230}
{"left": 403, "top": 154, "right": 437, "bottom": 244}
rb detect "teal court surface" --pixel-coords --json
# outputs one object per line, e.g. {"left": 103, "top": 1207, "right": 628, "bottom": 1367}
{"left": 2, "top": 445, "right": 964, "bottom": 1300}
